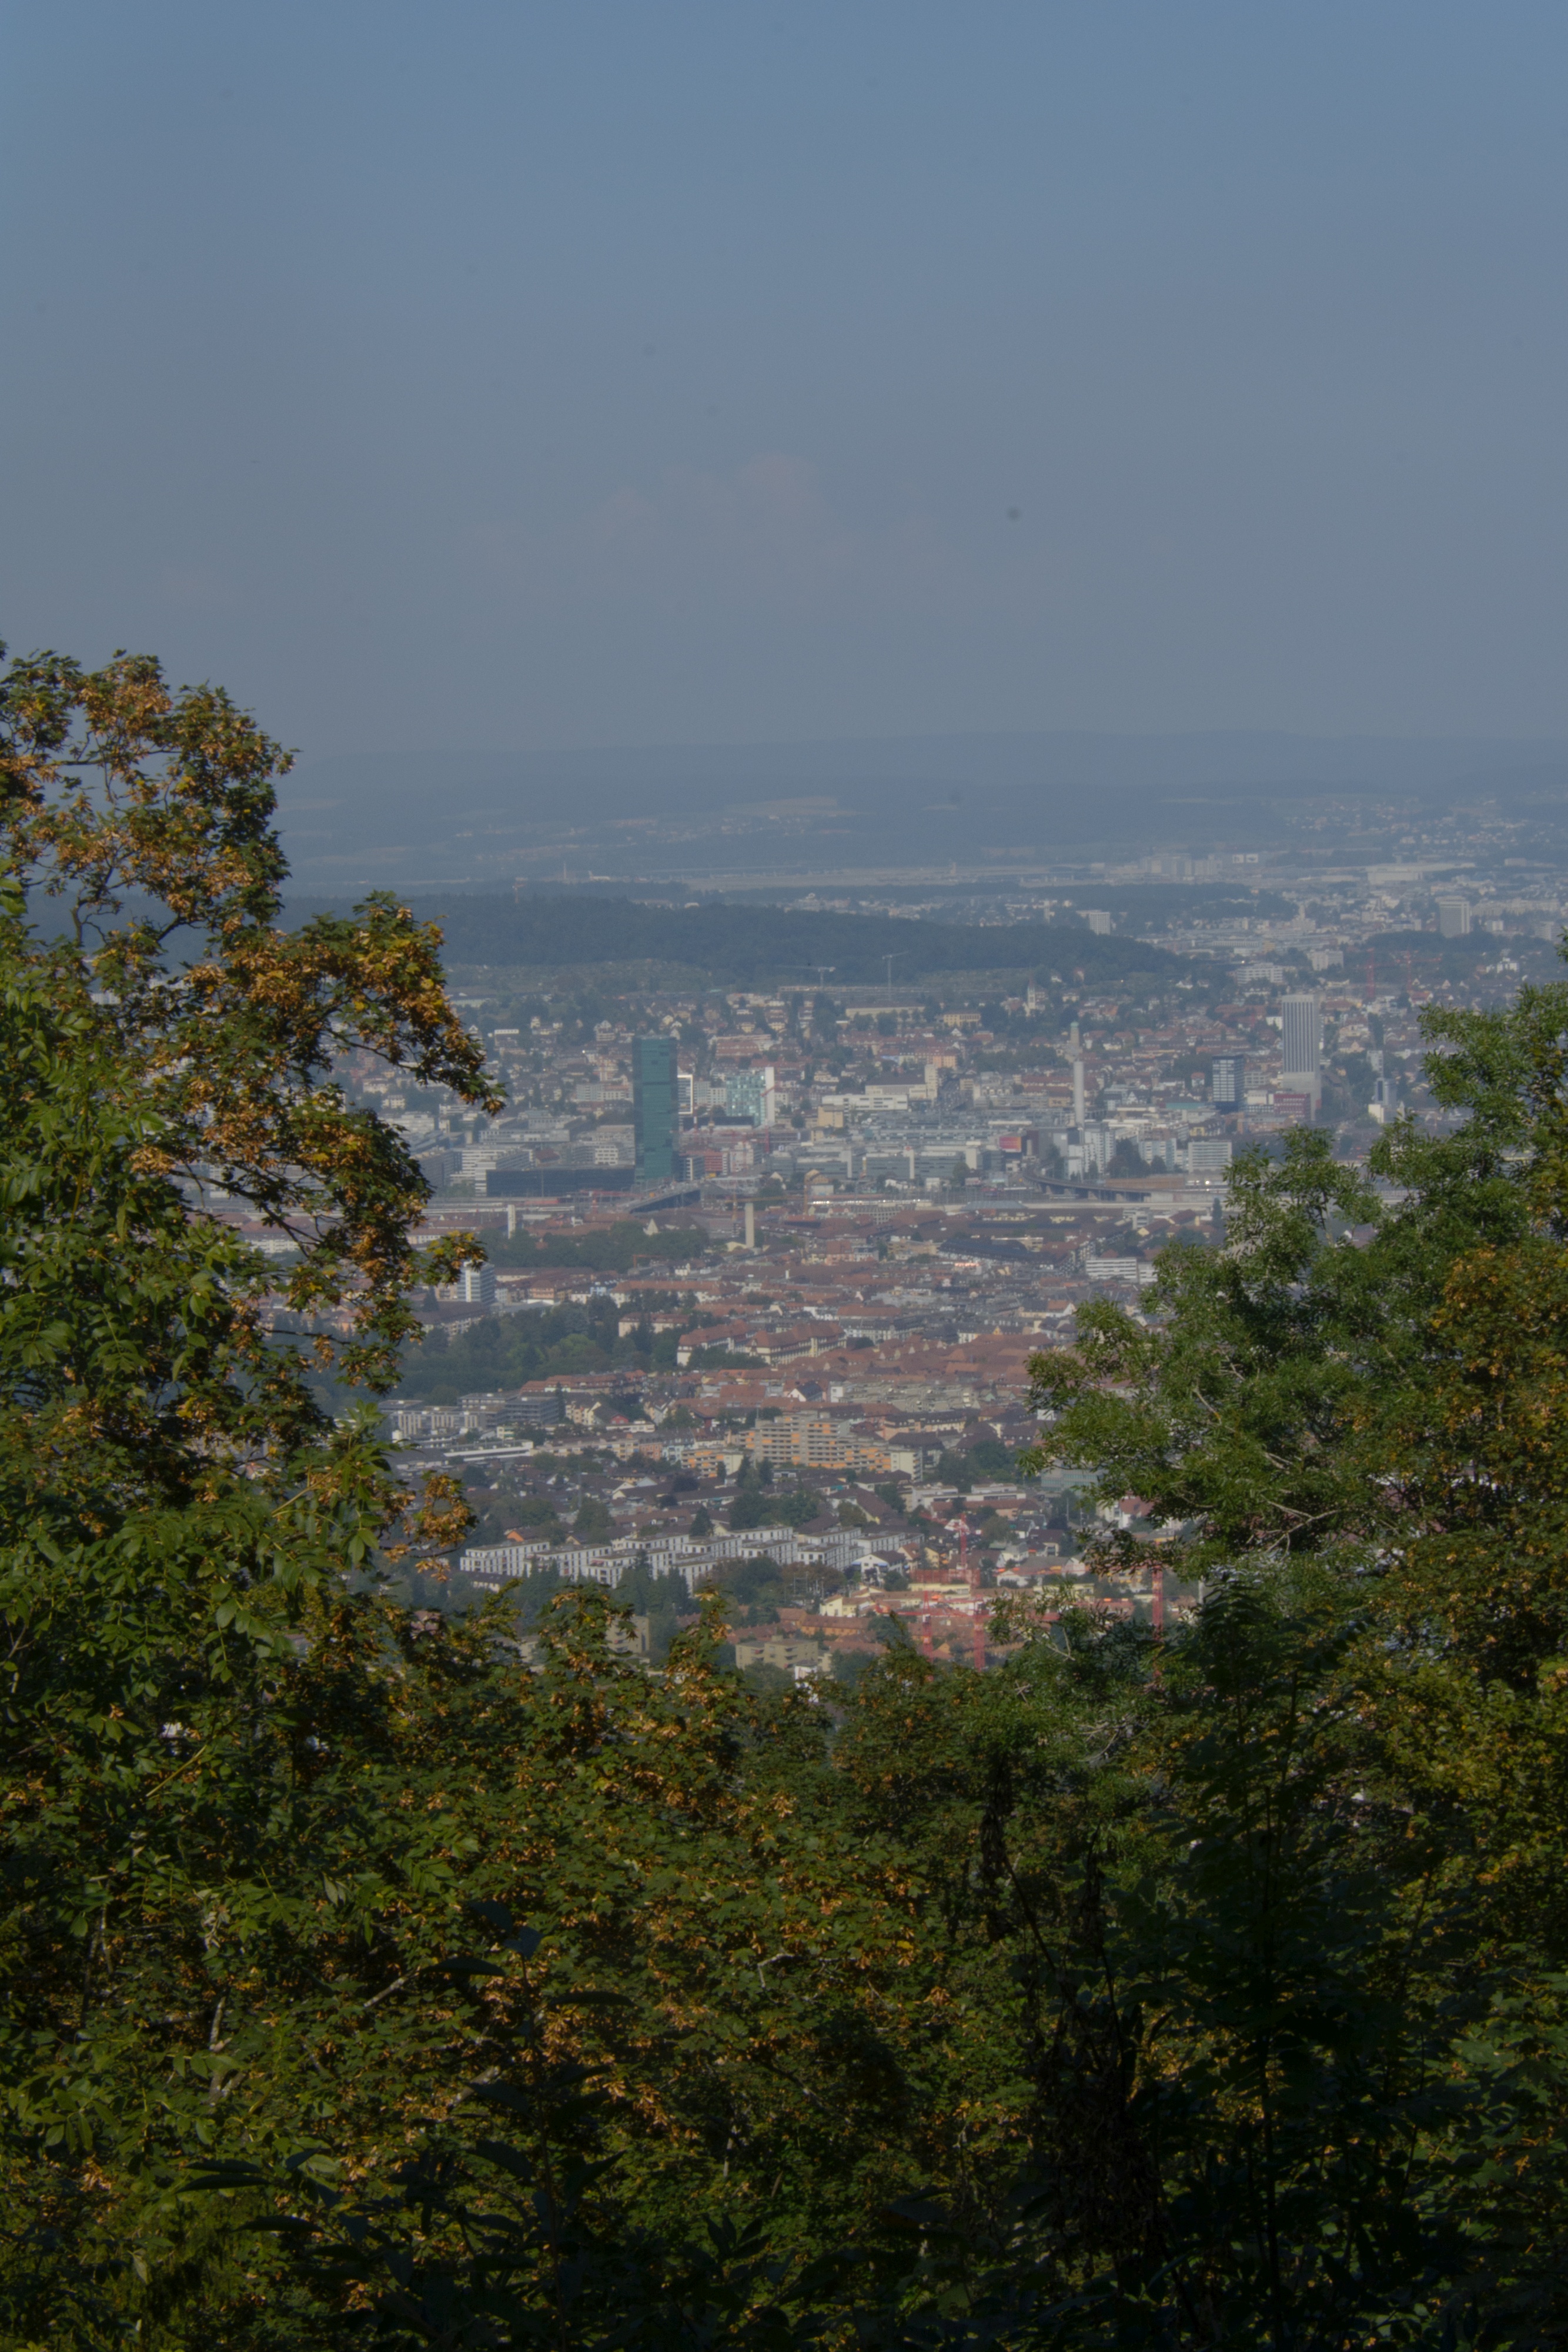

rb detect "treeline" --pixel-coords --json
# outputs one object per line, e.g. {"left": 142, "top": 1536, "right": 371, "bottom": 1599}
{"left": 1042, "top": 880, "right": 1295, "bottom": 926}
{"left": 372, "top": 893, "right": 1192, "bottom": 985}
{"left": 487, "top": 1217, "right": 711, "bottom": 1275}
{"left": 393, "top": 1225, "right": 716, "bottom": 1401}
{"left": 400, "top": 1296, "right": 676, "bottom": 1401}
{"left": 1365, "top": 923, "right": 1543, "bottom": 985}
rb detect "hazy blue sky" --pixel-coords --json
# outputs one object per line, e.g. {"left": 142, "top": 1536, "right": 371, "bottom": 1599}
{"left": 6, "top": 1, "right": 1568, "bottom": 757}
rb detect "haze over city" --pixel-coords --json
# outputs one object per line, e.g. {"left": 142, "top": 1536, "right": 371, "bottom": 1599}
{"left": 9, "top": 0, "right": 1568, "bottom": 817}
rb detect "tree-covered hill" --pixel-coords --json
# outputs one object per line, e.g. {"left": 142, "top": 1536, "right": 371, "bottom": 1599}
{"left": 335, "top": 893, "right": 1194, "bottom": 987}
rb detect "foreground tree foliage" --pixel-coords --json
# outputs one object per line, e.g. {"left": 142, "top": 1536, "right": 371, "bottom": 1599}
{"left": 8, "top": 648, "right": 1568, "bottom": 2346}
{"left": 1015, "top": 993, "right": 1568, "bottom": 2347}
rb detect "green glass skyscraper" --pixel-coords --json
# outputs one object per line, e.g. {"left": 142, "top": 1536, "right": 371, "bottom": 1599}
{"left": 633, "top": 1036, "right": 678, "bottom": 1181}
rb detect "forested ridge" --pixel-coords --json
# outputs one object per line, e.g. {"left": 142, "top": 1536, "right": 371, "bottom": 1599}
{"left": 319, "top": 892, "right": 1192, "bottom": 987}
{"left": 8, "top": 646, "right": 1568, "bottom": 2348}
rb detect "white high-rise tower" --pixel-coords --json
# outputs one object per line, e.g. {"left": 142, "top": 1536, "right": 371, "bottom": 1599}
{"left": 1279, "top": 994, "right": 1322, "bottom": 1108}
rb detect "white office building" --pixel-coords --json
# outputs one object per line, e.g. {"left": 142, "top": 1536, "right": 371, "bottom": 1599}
{"left": 1188, "top": 1137, "right": 1234, "bottom": 1174}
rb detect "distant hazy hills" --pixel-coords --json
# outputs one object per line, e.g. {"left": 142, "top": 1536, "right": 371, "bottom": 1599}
{"left": 276, "top": 728, "right": 1568, "bottom": 892}
{"left": 339, "top": 894, "right": 1193, "bottom": 988}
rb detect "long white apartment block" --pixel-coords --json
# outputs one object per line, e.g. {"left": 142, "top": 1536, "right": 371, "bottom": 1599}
{"left": 458, "top": 1524, "right": 882, "bottom": 1595}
